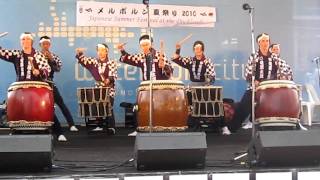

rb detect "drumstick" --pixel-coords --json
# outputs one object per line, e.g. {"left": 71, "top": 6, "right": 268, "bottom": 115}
{"left": 28, "top": 57, "right": 35, "bottom": 70}
{"left": 0, "top": 32, "right": 8, "bottom": 38}
{"left": 177, "top": 33, "right": 192, "bottom": 45}
{"left": 75, "top": 48, "right": 87, "bottom": 55}
{"left": 159, "top": 40, "right": 165, "bottom": 67}
{"left": 44, "top": 79, "right": 54, "bottom": 84}
{"left": 99, "top": 73, "right": 105, "bottom": 82}
{"left": 160, "top": 40, "right": 164, "bottom": 55}
{"left": 117, "top": 42, "right": 127, "bottom": 50}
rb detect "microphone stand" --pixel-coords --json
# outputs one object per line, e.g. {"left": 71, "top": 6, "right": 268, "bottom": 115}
{"left": 247, "top": 6, "right": 258, "bottom": 167}
{"left": 144, "top": 0, "right": 154, "bottom": 133}
{"left": 234, "top": 5, "right": 257, "bottom": 163}
{"left": 248, "top": 7, "right": 256, "bottom": 138}
{"left": 315, "top": 59, "right": 320, "bottom": 89}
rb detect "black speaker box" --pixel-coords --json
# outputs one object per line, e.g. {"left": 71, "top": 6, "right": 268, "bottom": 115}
{"left": 0, "top": 134, "right": 53, "bottom": 171}
{"left": 134, "top": 132, "right": 207, "bottom": 170}
{"left": 249, "top": 130, "right": 320, "bottom": 166}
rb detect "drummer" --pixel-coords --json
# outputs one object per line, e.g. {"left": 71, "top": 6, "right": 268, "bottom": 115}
{"left": 117, "top": 35, "right": 173, "bottom": 136}
{"left": 0, "top": 32, "right": 51, "bottom": 81}
{"left": 75, "top": 43, "right": 117, "bottom": 134}
{"left": 39, "top": 36, "right": 79, "bottom": 142}
{"left": 117, "top": 34, "right": 173, "bottom": 81}
{"left": 172, "top": 40, "right": 231, "bottom": 135}
{"left": 229, "top": 33, "right": 293, "bottom": 132}
{"left": 269, "top": 43, "right": 281, "bottom": 58}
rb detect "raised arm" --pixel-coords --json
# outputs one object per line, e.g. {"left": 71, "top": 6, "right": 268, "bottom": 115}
{"left": 0, "top": 46, "right": 20, "bottom": 63}
{"left": 75, "top": 48, "right": 97, "bottom": 70}
{"left": 117, "top": 43, "right": 143, "bottom": 67}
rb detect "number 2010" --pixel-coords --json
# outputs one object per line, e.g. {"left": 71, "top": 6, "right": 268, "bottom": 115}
{"left": 182, "top": 10, "right": 196, "bottom": 16}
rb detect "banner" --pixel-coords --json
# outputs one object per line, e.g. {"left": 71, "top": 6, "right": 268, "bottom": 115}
{"left": 76, "top": 1, "right": 216, "bottom": 27}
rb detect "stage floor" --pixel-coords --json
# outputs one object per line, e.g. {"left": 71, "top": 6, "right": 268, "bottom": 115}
{"left": 1, "top": 125, "right": 320, "bottom": 179}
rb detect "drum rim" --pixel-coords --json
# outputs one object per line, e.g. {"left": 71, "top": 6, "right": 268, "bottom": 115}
{"left": 256, "top": 80, "right": 297, "bottom": 91}
{"left": 8, "top": 81, "right": 52, "bottom": 91}
{"left": 140, "top": 80, "right": 184, "bottom": 85}
{"left": 256, "top": 84, "right": 297, "bottom": 91}
{"left": 77, "top": 87, "right": 110, "bottom": 90}
{"left": 259, "top": 80, "right": 295, "bottom": 85}
{"left": 189, "top": 85, "right": 223, "bottom": 89}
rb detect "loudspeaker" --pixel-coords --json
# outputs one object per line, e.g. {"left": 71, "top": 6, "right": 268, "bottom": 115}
{"left": 249, "top": 130, "right": 320, "bottom": 166}
{"left": 134, "top": 132, "right": 207, "bottom": 170}
{"left": 0, "top": 134, "right": 53, "bottom": 171}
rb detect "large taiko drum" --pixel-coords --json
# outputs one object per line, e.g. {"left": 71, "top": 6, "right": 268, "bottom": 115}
{"left": 137, "top": 80, "right": 188, "bottom": 131}
{"left": 255, "top": 80, "right": 300, "bottom": 127}
{"left": 6, "top": 81, "right": 54, "bottom": 128}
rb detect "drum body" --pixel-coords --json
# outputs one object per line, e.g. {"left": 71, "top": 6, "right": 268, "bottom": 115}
{"left": 190, "top": 86, "right": 224, "bottom": 118}
{"left": 7, "top": 81, "right": 54, "bottom": 127}
{"left": 255, "top": 80, "right": 300, "bottom": 126}
{"left": 77, "top": 87, "right": 111, "bottom": 118}
{"left": 137, "top": 80, "right": 188, "bottom": 131}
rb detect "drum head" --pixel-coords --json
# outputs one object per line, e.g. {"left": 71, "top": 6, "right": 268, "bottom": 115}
{"left": 138, "top": 80, "right": 185, "bottom": 91}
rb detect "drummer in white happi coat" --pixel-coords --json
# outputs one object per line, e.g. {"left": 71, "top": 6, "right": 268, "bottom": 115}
{"left": 172, "top": 40, "right": 231, "bottom": 135}
{"left": 229, "top": 33, "right": 294, "bottom": 132}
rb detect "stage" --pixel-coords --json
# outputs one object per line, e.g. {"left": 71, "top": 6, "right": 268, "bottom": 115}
{"left": 1, "top": 125, "right": 320, "bottom": 180}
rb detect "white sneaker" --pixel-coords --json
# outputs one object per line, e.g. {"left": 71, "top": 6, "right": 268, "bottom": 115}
{"left": 242, "top": 121, "right": 253, "bottom": 129}
{"left": 128, "top": 131, "right": 137, "bottom": 136}
{"left": 221, "top": 126, "right": 231, "bottom": 135}
{"left": 298, "top": 123, "right": 308, "bottom": 131}
{"left": 201, "top": 124, "right": 208, "bottom": 128}
{"left": 58, "top": 135, "right": 67, "bottom": 142}
{"left": 92, "top": 127, "right": 103, "bottom": 131}
{"left": 70, "top": 126, "right": 79, "bottom": 132}
{"left": 108, "top": 128, "right": 116, "bottom": 135}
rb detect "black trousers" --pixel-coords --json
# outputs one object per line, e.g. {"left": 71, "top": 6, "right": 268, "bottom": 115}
{"left": 96, "top": 97, "right": 115, "bottom": 128}
{"left": 53, "top": 85, "right": 75, "bottom": 127}
{"left": 229, "top": 90, "right": 252, "bottom": 132}
{"left": 52, "top": 114, "right": 63, "bottom": 136}
{"left": 51, "top": 83, "right": 75, "bottom": 136}
{"left": 108, "top": 97, "right": 115, "bottom": 128}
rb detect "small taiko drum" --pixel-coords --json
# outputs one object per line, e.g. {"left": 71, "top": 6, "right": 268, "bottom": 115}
{"left": 6, "top": 81, "right": 54, "bottom": 127}
{"left": 255, "top": 80, "right": 300, "bottom": 127}
{"left": 190, "top": 86, "right": 224, "bottom": 118}
{"left": 137, "top": 80, "right": 188, "bottom": 131}
{"left": 77, "top": 87, "right": 112, "bottom": 118}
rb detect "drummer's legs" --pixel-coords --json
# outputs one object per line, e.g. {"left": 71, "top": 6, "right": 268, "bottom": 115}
{"left": 229, "top": 90, "right": 252, "bottom": 132}
{"left": 53, "top": 84, "right": 78, "bottom": 131}
{"left": 217, "top": 118, "right": 231, "bottom": 135}
{"left": 93, "top": 98, "right": 116, "bottom": 134}
{"left": 52, "top": 114, "right": 67, "bottom": 142}
{"left": 106, "top": 98, "right": 116, "bottom": 135}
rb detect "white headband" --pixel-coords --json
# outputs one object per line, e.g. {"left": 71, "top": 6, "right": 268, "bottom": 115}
{"left": 20, "top": 33, "right": 33, "bottom": 40}
{"left": 97, "top": 44, "right": 108, "bottom": 49}
{"left": 139, "top": 39, "right": 151, "bottom": 45}
{"left": 39, "top": 38, "right": 51, "bottom": 44}
{"left": 273, "top": 43, "right": 280, "bottom": 47}
{"left": 194, "top": 44, "right": 202, "bottom": 48}
{"left": 257, "top": 34, "right": 269, "bottom": 42}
